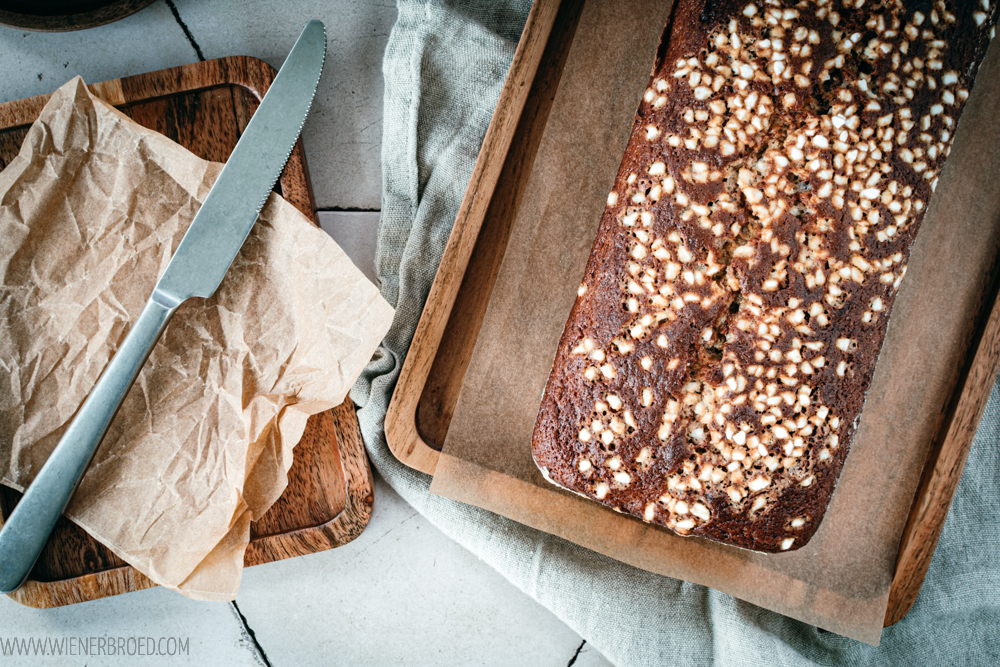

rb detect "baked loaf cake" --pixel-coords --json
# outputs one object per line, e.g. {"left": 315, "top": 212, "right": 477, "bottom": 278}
{"left": 532, "top": 0, "right": 997, "bottom": 552}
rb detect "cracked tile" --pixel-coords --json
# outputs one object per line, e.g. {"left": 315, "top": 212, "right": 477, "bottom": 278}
{"left": 0, "top": 4, "right": 615, "bottom": 665}
{"left": 170, "top": 0, "right": 395, "bottom": 210}
{"left": 0, "top": 0, "right": 393, "bottom": 212}
{"left": 571, "top": 641, "right": 615, "bottom": 667}
{"left": 0, "top": 585, "right": 264, "bottom": 665}
{"left": 0, "top": 3, "right": 198, "bottom": 102}
{"left": 235, "top": 474, "right": 612, "bottom": 666}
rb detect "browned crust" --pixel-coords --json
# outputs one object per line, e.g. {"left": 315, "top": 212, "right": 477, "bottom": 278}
{"left": 532, "top": 0, "right": 997, "bottom": 552}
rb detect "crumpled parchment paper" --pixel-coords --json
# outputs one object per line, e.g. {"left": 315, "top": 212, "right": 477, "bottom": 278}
{"left": 0, "top": 77, "right": 394, "bottom": 600}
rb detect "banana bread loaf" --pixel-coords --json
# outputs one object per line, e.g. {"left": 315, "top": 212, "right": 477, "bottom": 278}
{"left": 532, "top": 0, "right": 997, "bottom": 552}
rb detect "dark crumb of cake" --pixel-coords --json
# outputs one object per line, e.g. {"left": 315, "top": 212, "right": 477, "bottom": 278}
{"left": 531, "top": 0, "right": 997, "bottom": 553}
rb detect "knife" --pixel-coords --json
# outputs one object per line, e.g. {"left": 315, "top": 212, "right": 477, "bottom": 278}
{"left": 0, "top": 20, "right": 327, "bottom": 594}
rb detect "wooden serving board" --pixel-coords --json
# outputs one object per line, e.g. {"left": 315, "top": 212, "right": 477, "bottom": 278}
{"left": 385, "top": 0, "right": 1000, "bottom": 628}
{"left": 0, "top": 56, "right": 375, "bottom": 608}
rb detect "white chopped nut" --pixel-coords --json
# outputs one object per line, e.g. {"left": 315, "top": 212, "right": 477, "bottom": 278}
{"left": 780, "top": 537, "right": 795, "bottom": 550}
{"left": 553, "top": 4, "right": 987, "bottom": 535}
{"left": 675, "top": 519, "right": 696, "bottom": 531}
{"left": 636, "top": 447, "right": 652, "bottom": 465}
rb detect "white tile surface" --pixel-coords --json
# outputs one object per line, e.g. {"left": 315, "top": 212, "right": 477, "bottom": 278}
{"left": 171, "top": 0, "right": 393, "bottom": 210}
{"left": 0, "top": 3, "right": 613, "bottom": 665}
{"left": 235, "top": 474, "right": 611, "bottom": 667}
{"left": 0, "top": 0, "right": 392, "bottom": 211}
{"left": 319, "top": 211, "right": 380, "bottom": 284}
{"left": 0, "top": 3, "right": 195, "bottom": 102}
{"left": 0, "top": 585, "right": 262, "bottom": 665}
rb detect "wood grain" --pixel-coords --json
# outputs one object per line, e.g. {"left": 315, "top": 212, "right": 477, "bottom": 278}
{"left": 384, "top": 0, "right": 997, "bottom": 628}
{"left": 385, "top": 0, "right": 564, "bottom": 473}
{"left": 0, "top": 56, "right": 373, "bottom": 608}
{"left": 416, "top": 0, "right": 586, "bottom": 451}
{"left": 884, "top": 263, "right": 1000, "bottom": 626}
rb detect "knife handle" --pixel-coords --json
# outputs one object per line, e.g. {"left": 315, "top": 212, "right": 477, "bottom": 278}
{"left": 0, "top": 292, "right": 179, "bottom": 594}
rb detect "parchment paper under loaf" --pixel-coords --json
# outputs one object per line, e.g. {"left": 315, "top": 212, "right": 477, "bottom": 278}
{"left": 0, "top": 78, "right": 394, "bottom": 600}
{"left": 429, "top": 0, "right": 1000, "bottom": 644}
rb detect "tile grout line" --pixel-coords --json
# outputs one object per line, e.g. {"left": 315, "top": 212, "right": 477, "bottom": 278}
{"left": 230, "top": 601, "right": 274, "bottom": 667}
{"left": 317, "top": 207, "right": 381, "bottom": 213}
{"left": 165, "top": 0, "right": 206, "bottom": 62}
{"left": 566, "top": 639, "right": 587, "bottom": 667}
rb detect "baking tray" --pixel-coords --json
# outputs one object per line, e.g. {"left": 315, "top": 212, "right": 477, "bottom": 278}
{"left": 0, "top": 56, "right": 375, "bottom": 608}
{"left": 384, "top": 0, "right": 1000, "bottom": 627}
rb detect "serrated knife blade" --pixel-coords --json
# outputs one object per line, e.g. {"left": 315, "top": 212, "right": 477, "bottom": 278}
{"left": 161, "top": 20, "right": 326, "bottom": 303}
{"left": 0, "top": 20, "right": 327, "bottom": 594}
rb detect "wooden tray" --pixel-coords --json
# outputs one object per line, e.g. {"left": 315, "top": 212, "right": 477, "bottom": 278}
{"left": 0, "top": 56, "right": 375, "bottom": 608}
{"left": 385, "top": 0, "right": 1000, "bottom": 628}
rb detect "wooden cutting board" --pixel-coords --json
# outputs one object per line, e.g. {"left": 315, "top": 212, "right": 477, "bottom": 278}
{"left": 0, "top": 56, "right": 375, "bottom": 608}
{"left": 385, "top": 0, "right": 1000, "bottom": 628}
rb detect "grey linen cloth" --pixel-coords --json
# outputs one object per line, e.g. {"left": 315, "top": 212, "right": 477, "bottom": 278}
{"left": 350, "top": 1, "right": 1000, "bottom": 664}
